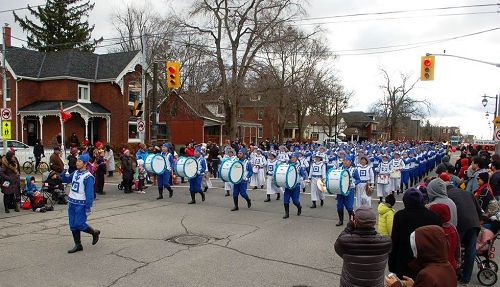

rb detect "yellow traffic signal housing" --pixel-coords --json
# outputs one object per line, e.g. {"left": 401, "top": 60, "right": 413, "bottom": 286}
{"left": 420, "top": 55, "right": 435, "bottom": 81}
{"left": 166, "top": 61, "right": 181, "bottom": 89}
{"left": 132, "top": 100, "right": 143, "bottom": 117}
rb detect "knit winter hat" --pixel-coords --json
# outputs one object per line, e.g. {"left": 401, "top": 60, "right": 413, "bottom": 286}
{"left": 385, "top": 194, "right": 396, "bottom": 207}
{"left": 402, "top": 188, "right": 424, "bottom": 208}
{"left": 78, "top": 153, "right": 90, "bottom": 164}
{"left": 478, "top": 172, "right": 489, "bottom": 183}
{"left": 439, "top": 172, "right": 450, "bottom": 182}
{"left": 354, "top": 206, "right": 377, "bottom": 228}
{"left": 428, "top": 203, "right": 451, "bottom": 224}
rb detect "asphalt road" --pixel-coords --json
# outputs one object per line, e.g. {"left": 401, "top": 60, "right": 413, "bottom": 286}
{"left": 0, "top": 173, "right": 494, "bottom": 287}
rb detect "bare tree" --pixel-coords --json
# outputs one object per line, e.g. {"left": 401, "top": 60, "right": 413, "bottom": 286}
{"left": 183, "top": 0, "right": 305, "bottom": 139}
{"left": 372, "top": 69, "right": 430, "bottom": 140}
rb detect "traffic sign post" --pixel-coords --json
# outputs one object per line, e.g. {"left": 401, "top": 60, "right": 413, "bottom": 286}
{"left": 495, "top": 128, "right": 500, "bottom": 141}
{"left": 2, "top": 120, "right": 12, "bottom": 140}
{"left": 137, "top": 120, "right": 145, "bottom": 133}
{"left": 493, "top": 116, "right": 500, "bottom": 129}
{"left": 1, "top": 108, "right": 11, "bottom": 120}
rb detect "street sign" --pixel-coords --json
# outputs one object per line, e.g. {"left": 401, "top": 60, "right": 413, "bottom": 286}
{"left": 1, "top": 108, "right": 11, "bottom": 120}
{"left": 137, "top": 120, "right": 145, "bottom": 132}
{"left": 2, "top": 120, "right": 11, "bottom": 140}
{"left": 494, "top": 116, "right": 500, "bottom": 128}
{"left": 495, "top": 129, "right": 500, "bottom": 141}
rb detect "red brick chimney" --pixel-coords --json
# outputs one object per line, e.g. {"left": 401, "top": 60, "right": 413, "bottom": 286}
{"left": 3, "top": 24, "right": 11, "bottom": 48}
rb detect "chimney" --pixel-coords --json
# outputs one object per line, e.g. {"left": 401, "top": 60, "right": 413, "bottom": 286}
{"left": 3, "top": 24, "right": 11, "bottom": 48}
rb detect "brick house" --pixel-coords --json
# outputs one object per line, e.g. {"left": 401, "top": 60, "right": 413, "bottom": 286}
{"left": 1, "top": 40, "right": 144, "bottom": 147}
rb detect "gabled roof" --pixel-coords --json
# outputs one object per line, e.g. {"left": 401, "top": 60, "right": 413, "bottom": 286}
{"left": 2, "top": 45, "right": 140, "bottom": 81}
{"left": 177, "top": 93, "right": 224, "bottom": 123}
{"left": 340, "top": 111, "right": 378, "bottom": 126}
{"left": 19, "top": 100, "right": 110, "bottom": 114}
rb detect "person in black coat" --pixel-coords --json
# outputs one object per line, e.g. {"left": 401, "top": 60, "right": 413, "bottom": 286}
{"left": 67, "top": 148, "right": 78, "bottom": 174}
{"left": 33, "top": 139, "right": 45, "bottom": 172}
{"left": 121, "top": 149, "right": 134, "bottom": 194}
{"left": 388, "top": 188, "right": 441, "bottom": 280}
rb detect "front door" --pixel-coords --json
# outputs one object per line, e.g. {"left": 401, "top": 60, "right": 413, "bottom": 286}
{"left": 26, "top": 119, "right": 38, "bottom": 146}
{"left": 87, "top": 119, "right": 99, "bottom": 144}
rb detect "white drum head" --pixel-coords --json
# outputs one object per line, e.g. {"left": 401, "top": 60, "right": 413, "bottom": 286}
{"left": 339, "top": 170, "right": 350, "bottom": 195}
{"left": 151, "top": 155, "right": 166, "bottom": 174}
{"left": 285, "top": 165, "right": 298, "bottom": 189}
{"left": 229, "top": 161, "right": 244, "bottom": 184}
{"left": 183, "top": 158, "right": 198, "bottom": 178}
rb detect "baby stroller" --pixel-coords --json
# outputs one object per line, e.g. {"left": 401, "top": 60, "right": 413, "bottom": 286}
{"left": 117, "top": 166, "right": 139, "bottom": 191}
{"left": 473, "top": 214, "right": 500, "bottom": 286}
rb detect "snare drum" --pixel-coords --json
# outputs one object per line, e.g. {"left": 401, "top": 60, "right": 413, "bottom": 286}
{"left": 273, "top": 164, "right": 298, "bottom": 189}
{"left": 377, "top": 174, "right": 390, "bottom": 185}
{"left": 175, "top": 157, "right": 199, "bottom": 179}
{"left": 390, "top": 170, "right": 401, "bottom": 179}
{"left": 326, "top": 169, "right": 351, "bottom": 195}
{"left": 219, "top": 159, "right": 244, "bottom": 184}
{"left": 144, "top": 154, "right": 167, "bottom": 175}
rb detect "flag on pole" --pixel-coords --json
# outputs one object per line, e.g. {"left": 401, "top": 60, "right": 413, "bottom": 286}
{"left": 60, "top": 107, "right": 72, "bottom": 122}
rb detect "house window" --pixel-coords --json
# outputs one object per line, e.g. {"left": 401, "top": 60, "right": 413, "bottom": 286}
{"left": 171, "top": 102, "right": 177, "bottom": 117}
{"left": 5, "top": 77, "right": 10, "bottom": 100}
{"left": 257, "top": 110, "right": 264, "bottom": 120}
{"left": 157, "top": 124, "right": 168, "bottom": 140}
{"left": 128, "top": 81, "right": 141, "bottom": 104}
{"left": 311, "top": 132, "right": 319, "bottom": 141}
{"left": 258, "top": 127, "right": 263, "bottom": 138}
{"left": 217, "top": 104, "right": 224, "bottom": 115}
{"left": 249, "top": 95, "right": 261, "bottom": 102}
{"left": 78, "top": 83, "right": 90, "bottom": 102}
{"left": 128, "top": 121, "right": 138, "bottom": 140}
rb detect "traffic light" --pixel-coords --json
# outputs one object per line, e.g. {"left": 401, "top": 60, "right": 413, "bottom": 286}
{"left": 166, "top": 61, "right": 181, "bottom": 89}
{"left": 420, "top": 55, "right": 435, "bottom": 81}
{"left": 132, "top": 100, "right": 143, "bottom": 117}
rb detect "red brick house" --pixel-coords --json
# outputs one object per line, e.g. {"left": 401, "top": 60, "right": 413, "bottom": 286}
{"left": 1, "top": 42, "right": 144, "bottom": 147}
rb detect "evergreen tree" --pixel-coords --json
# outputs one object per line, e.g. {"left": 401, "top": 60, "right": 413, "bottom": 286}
{"left": 13, "top": 0, "right": 103, "bottom": 52}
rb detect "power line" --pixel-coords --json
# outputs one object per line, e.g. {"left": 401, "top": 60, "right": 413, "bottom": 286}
{"left": 0, "top": 4, "right": 45, "bottom": 14}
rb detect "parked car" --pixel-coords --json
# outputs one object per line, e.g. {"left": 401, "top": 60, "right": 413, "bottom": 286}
{"left": 0, "top": 140, "right": 33, "bottom": 155}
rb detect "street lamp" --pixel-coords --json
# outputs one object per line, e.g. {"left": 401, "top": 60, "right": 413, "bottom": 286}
{"left": 481, "top": 93, "right": 499, "bottom": 140}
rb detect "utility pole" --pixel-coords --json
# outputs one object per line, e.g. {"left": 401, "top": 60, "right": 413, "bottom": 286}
{"left": 140, "top": 32, "right": 148, "bottom": 143}
{"left": 151, "top": 62, "right": 158, "bottom": 144}
{"left": 2, "top": 24, "right": 8, "bottom": 154}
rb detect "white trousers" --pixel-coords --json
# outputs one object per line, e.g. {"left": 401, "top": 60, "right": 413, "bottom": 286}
{"left": 310, "top": 177, "right": 326, "bottom": 202}
{"left": 250, "top": 169, "right": 265, "bottom": 187}
{"left": 224, "top": 181, "right": 233, "bottom": 191}
{"left": 266, "top": 175, "right": 282, "bottom": 195}
{"left": 376, "top": 183, "right": 391, "bottom": 197}
{"left": 355, "top": 183, "right": 372, "bottom": 208}
{"left": 390, "top": 177, "right": 401, "bottom": 191}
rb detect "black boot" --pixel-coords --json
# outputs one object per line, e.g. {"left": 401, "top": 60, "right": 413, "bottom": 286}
{"left": 297, "top": 204, "right": 302, "bottom": 216}
{"left": 245, "top": 196, "right": 251, "bottom": 208}
{"left": 200, "top": 191, "right": 206, "bottom": 202}
{"left": 204, "top": 186, "right": 208, "bottom": 193}
{"left": 85, "top": 227, "right": 100, "bottom": 245}
{"left": 231, "top": 197, "right": 239, "bottom": 211}
{"left": 276, "top": 193, "right": 280, "bottom": 200}
{"left": 283, "top": 204, "right": 290, "bottom": 219}
{"left": 320, "top": 199, "right": 324, "bottom": 206}
{"left": 302, "top": 188, "right": 305, "bottom": 193}
{"left": 188, "top": 193, "right": 196, "bottom": 204}
{"left": 310, "top": 201, "right": 317, "bottom": 208}
{"left": 264, "top": 194, "right": 271, "bottom": 202}
{"left": 336, "top": 210, "right": 344, "bottom": 226}
{"left": 68, "top": 231, "right": 83, "bottom": 253}
{"left": 168, "top": 186, "right": 173, "bottom": 198}
{"left": 225, "top": 190, "right": 230, "bottom": 197}
{"left": 261, "top": 185, "right": 264, "bottom": 189}
{"left": 157, "top": 189, "right": 163, "bottom": 200}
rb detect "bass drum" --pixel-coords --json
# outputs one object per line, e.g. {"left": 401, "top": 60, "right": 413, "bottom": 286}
{"left": 175, "top": 157, "right": 199, "bottom": 179}
{"left": 219, "top": 159, "right": 244, "bottom": 184}
{"left": 273, "top": 163, "right": 298, "bottom": 189}
{"left": 326, "top": 169, "right": 351, "bottom": 195}
{"left": 144, "top": 154, "right": 166, "bottom": 175}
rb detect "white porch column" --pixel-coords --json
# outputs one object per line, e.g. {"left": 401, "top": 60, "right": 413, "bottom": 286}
{"left": 249, "top": 127, "right": 252, "bottom": 143}
{"left": 219, "top": 124, "right": 223, "bottom": 146}
{"left": 20, "top": 116, "right": 24, "bottom": 143}
{"left": 292, "top": 128, "right": 296, "bottom": 140}
{"left": 106, "top": 116, "right": 111, "bottom": 143}
{"left": 38, "top": 116, "right": 43, "bottom": 142}
{"left": 82, "top": 115, "right": 89, "bottom": 140}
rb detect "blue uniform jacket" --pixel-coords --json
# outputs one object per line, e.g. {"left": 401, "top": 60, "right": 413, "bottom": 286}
{"left": 61, "top": 170, "right": 95, "bottom": 211}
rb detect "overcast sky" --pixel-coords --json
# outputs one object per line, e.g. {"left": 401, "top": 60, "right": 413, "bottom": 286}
{"left": 2, "top": 0, "right": 499, "bottom": 139}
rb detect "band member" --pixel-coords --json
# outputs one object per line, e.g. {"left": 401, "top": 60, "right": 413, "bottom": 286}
{"left": 355, "top": 156, "right": 374, "bottom": 208}
{"left": 188, "top": 147, "right": 207, "bottom": 204}
{"left": 308, "top": 153, "right": 326, "bottom": 208}
{"left": 265, "top": 152, "right": 281, "bottom": 202}
{"left": 157, "top": 143, "right": 175, "bottom": 200}
{"left": 376, "top": 154, "right": 393, "bottom": 203}
{"left": 61, "top": 154, "right": 100, "bottom": 253}
{"left": 389, "top": 152, "right": 404, "bottom": 195}
{"left": 283, "top": 153, "right": 306, "bottom": 219}
{"left": 401, "top": 151, "right": 411, "bottom": 190}
{"left": 336, "top": 157, "right": 360, "bottom": 226}
{"left": 299, "top": 151, "right": 310, "bottom": 193}
{"left": 222, "top": 149, "right": 236, "bottom": 197}
{"left": 250, "top": 149, "right": 266, "bottom": 189}
{"left": 231, "top": 149, "right": 252, "bottom": 211}
{"left": 277, "top": 145, "right": 289, "bottom": 163}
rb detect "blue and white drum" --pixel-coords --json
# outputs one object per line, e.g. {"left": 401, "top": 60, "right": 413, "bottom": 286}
{"left": 175, "top": 157, "right": 199, "bottom": 179}
{"left": 273, "top": 164, "right": 298, "bottom": 189}
{"left": 326, "top": 169, "right": 351, "bottom": 195}
{"left": 145, "top": 154, "right": 166, "bottom": 175}
{"left": 219, "top": 159, "right": 244, "bottom": 184}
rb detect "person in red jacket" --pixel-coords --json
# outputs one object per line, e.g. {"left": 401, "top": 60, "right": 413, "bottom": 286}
{"left": 185, "top": 142, "right": 195, "bottom": 157}
{"left": 458, "top": 154, "right": 469, "bottom": 179}
{"left": 428, "top": 203, "right": 460, "bottom": 271}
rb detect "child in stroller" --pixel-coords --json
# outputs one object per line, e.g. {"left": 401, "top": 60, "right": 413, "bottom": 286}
{"left": 22, "top": 176, "right": 49, "bottom": 212}
{"left": 43, "top": 171, "right": 67, "bottom": 204}
{"left": 473, "top": 212, "right": 500, "bottom": 286}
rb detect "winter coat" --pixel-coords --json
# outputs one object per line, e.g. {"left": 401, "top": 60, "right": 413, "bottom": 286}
{"left": 49, "top": 153, "right": 64, "bottom": 173}
{"left": 377, "top": 203, "right": 395, "bottom": 236}
{"left": 388, "top": 189, "right": 441, "bottom": 279}
{"left": 390, "top": 226, "right": 457, "bottom": 287}
{"left": 0, "top": 157, "right": 21, "bottom": 195}
{"left": 426, "top": 178, "right": 458, "bottom": 226}
{"left": 446, "top": 184, "right": 482, "bottom": 238}
{"left": 428, "top": 204, "right": 461, "bottom": 270}
{"left": 334, "top": 222, "right": 392, "bottom": 287}
{"left": 474, "top": 183, "right": 494, "bottom": 213}
{"left": 105, "top": 150, "right": 115, "bottom": 172}
{"left": 33, "top": 143, "right": 45, "bottom": 158}
{"left": 435, "top": 156, "right": 453, "bottom": 175}
{"left": 121, "top": 155, "right": 134, "bottom": 181}
{"left": 466, "top": 168, "right": 489, "bottom": 193}
{"left": 67, "top": 154, "right": 77, "bottom": 174}
{"left": 458, "top": 158, "right": 469, "bottom": 179}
